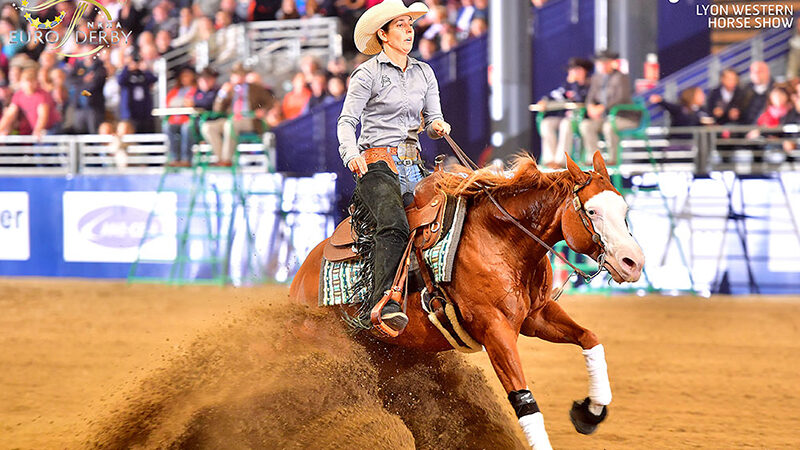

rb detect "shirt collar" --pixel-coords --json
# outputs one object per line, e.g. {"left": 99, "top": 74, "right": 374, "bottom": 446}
{"left": 377, "top": 50, "right": 420, "bottom": 70}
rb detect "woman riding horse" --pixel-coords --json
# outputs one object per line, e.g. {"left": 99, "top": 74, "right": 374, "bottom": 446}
{"left": 337, "top": 0, "right": 451, "bottom": 336}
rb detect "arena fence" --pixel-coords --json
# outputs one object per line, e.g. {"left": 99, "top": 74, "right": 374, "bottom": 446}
{"left": 0, "top": 133, "right": 275, "bottom": 176}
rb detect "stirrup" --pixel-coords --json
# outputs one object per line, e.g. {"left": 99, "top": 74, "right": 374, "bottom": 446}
{"left": 370, "top": 288, "right": 406, "bottom": 338}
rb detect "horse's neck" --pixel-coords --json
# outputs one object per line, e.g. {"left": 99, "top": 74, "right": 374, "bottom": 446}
{"left": 472, "top": 187, "right": 568, "bottom": 269}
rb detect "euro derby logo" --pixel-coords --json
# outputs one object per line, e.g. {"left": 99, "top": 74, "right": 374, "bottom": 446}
{"left": 8, "top": 0, "right": 133, "bottom": 57}
{"left": 694, "top": 3, "right": 794, "bottom": 29}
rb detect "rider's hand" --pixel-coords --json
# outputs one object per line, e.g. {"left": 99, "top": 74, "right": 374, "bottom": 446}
{"left": 432, "top": 119, "right": 451, "bottom": 136}
{"left": 348, "top": 155, "right": 368, "bottom": 176}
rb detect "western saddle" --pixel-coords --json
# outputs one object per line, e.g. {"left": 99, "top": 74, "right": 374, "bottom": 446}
{"left": 323, "top": 171, "right": 450, "bottom": 262}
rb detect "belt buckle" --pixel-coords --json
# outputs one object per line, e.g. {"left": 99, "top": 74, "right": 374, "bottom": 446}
{"left": 397, "top": 143, "right": 418, "bottom": 163}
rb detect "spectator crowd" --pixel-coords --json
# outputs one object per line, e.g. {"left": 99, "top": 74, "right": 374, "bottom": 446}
{"left": 538, "top": 49, "right": 800, "bottom": 168}
{"left": 0, "top": 0, "right": 490, "bottom": 165}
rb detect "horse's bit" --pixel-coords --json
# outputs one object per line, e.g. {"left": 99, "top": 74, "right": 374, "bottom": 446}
{"left": 442, "top": 134, "right": 607, "bottom": 285}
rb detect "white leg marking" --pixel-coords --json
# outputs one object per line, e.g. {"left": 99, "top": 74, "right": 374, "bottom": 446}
{"left": 519, "top": 412, "right": 552, "bottom": 450}
{"left": 583, "top": 344, "right": 612, "bottom": 414}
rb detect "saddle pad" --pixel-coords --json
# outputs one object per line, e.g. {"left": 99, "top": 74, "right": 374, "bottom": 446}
{"left": 319, "top": 197, "right": 467, "bottom": 306}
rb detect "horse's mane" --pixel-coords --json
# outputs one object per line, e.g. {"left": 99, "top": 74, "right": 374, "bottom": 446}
{"left": 437, "top": 154, "right": 574, "bottom": 198}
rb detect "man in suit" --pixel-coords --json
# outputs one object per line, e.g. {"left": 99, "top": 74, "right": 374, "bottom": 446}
{"left": 200, "top": 63, "right": 273, "bottom": 166}
{"left": 707, "top": 68, "right": 745, "bottom": 124}
{"left": 740, "top": 61, "right": 773, "bottom": 125}
{"left": 537, "top": 57, "right": 593, "bottom": 169}
{"left": 579, "top": 50, "right": 638, "bottom": 164}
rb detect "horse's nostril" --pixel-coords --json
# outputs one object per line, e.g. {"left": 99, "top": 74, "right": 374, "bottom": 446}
{"left": 622, "top": 257, "right": 636, "bottom": 269}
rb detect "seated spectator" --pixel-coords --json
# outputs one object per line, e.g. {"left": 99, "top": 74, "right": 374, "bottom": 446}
{"left": 0, "top": 68, "right": 61, "bottom": 137}
{"left": 181, "top": 67, "right": 220, "bottom": 161}
{"left": 304, "top": 71, "right": 330, "bottom": 113}
{"left": 455, "top": 0, "right": 476, "bottom": 40}
{"left": 473, "top": 0, "right": 488, "bottom": 21}
{"left": 282, "top": 72, "right": 311, "bottom": 120}
{"left": 155, "top": 30, "right": 173, "bottom": 56}
{"left": 277, "top": 0, "right": 301, "bottom": 20}
{"left": 538, "top": 57, "right": 592, "bottom": 169}
{"left": 300, "top": 55, "right": 322, "bottom": 84}
{"left": 65, "top": 43, "right": 107, "bottom": 134}
{"left": 118, "top": 1, "right": 147, "bottom": 37}
{"left": 469, "top": 17, "right": 487, "bottom": 38}
{"left": 202, "top": 63, "right": 273, "bottom": 166}
{"left": 327, "top": 75, "right": 346, "bottom": 102}
{"left": 191, "top": 68, "right": 220, "bottom": 112}
{"left": 173, "top": 7, "right": 196, "bottom": 46}
{"left": 707, "top": 68, "right": 745, "bottom": 124}
{"left": 326, "top": 56, "right": 348, "bottom": 78}
{"left": 145, "top": 3, "right": 179, "bottom": 36}
{"left": 747, "top": 86, "right": 791, "bottom": 136}
{"left": 220, "top": 0, "right": 245, "bottom": 23}
{"left": 165, "top": 67, "right": 197, "bottom": 166}
{"left": 421, "top": 5, "right": 448, "bottom": 41}
{"left": 118, "top": 55, "right": 158, "bottom": 133}
{"left": 214, "top": 13, "right": 239, "bottom": 62}
{"left": 439, "top": 30, "right": 458, "bottom": 52}
{"left": 579, "top": 50, "right": 637, "bottom": 164}
{"left": 215, "top": 10, "right": 234, "bottom": 30}
{"left": 741, "top": 61, "right": 773, "bottom": 124}
{"left": 416, "top": 37, "right": 438, "bottom": 61}
{"left": 649, "top": 87, "right": 712, "bottom": 127}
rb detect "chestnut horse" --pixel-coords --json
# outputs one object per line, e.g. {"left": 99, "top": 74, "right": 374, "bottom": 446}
{"left": 290, "top": 152, "right": 644, "bottom": 449}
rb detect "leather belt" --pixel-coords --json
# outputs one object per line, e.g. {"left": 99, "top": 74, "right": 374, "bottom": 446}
{"left": 363, "top": 146, "right": 422, "bottom": 173}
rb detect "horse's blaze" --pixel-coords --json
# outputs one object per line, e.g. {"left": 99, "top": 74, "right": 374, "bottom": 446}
{"left": 583, "top": 191, "right": 644, "bottom": 283}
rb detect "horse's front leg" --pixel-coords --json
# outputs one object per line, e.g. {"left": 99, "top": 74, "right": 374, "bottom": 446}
{"left": 476, "top": 309, "right": 553, "bottom": 450}
{"left": 521, "top": 301, "right": 611, "bottom": 435}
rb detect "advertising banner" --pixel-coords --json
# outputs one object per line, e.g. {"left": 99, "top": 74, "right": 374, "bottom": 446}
{"left": 0, "top": 192, "right": 30, "bottom": 261}
{"left": 63, "top": 191, "right": 177, "bottom": 263}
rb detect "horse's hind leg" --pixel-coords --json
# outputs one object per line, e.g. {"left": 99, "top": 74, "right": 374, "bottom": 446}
{"left": 521, "top": 301, "right": 611, "bottom": 435}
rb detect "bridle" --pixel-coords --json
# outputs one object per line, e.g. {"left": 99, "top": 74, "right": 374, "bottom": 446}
{"left": 443, "top": 134, "right": 607, "bottom": 284}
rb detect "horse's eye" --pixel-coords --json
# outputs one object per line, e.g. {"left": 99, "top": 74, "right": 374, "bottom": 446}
{"left": 587, "top": 210, "right": 596, "bottom": 216}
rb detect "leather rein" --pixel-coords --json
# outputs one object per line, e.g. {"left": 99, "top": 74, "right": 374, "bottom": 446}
{"left": 442, "top": 134, "right": 607, "bottom": 283}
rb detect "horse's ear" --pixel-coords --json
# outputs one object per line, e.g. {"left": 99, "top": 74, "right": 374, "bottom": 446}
{"left": 592, "top": 151, "right": 610, "bottom": 180}
{"left": 565, "top": 153, "right": 588, "bottom": 183}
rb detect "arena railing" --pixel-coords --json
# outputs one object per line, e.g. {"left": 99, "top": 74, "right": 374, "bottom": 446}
{"left": 637, "top": 27, "right": 793, "bottom": 125}
{"left": 156, "top": 17, "right": 342, "bottom": 107}
{"left": 0, "top": 133, "right": 275, "bottom": 175}
{"left": 616, "top": 124, "right": 800, "bottom": 176}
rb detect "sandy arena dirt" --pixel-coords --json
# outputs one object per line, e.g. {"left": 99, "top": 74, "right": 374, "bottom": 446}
{"left": 0, "top": 278, "right": 798, "bottom": 449}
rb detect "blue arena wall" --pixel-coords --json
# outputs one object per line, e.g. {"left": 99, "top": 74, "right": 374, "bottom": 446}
{"left": 0, "top": 173, "right": 335, "bottom": 281}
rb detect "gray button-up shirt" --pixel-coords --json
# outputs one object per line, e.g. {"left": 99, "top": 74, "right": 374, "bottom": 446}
{"left": 337, "top": 51, "right": 444, "bottom": 167}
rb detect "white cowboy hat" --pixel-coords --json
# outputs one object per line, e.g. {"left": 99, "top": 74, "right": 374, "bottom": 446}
{"left": 354, "top": 0, "right": 429, "bottom": 55}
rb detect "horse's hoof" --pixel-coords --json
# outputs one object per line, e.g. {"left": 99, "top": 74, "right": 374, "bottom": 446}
{"left": 569, "top": 397, "right": 607, "bottom": 435}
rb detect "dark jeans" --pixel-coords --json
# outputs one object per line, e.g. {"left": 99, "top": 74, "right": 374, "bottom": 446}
{"left": 355, "top": 161, "right": 410, "bottom": 303}
{"left": 167, "top": 122, "right": 194, "bottom": 163}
